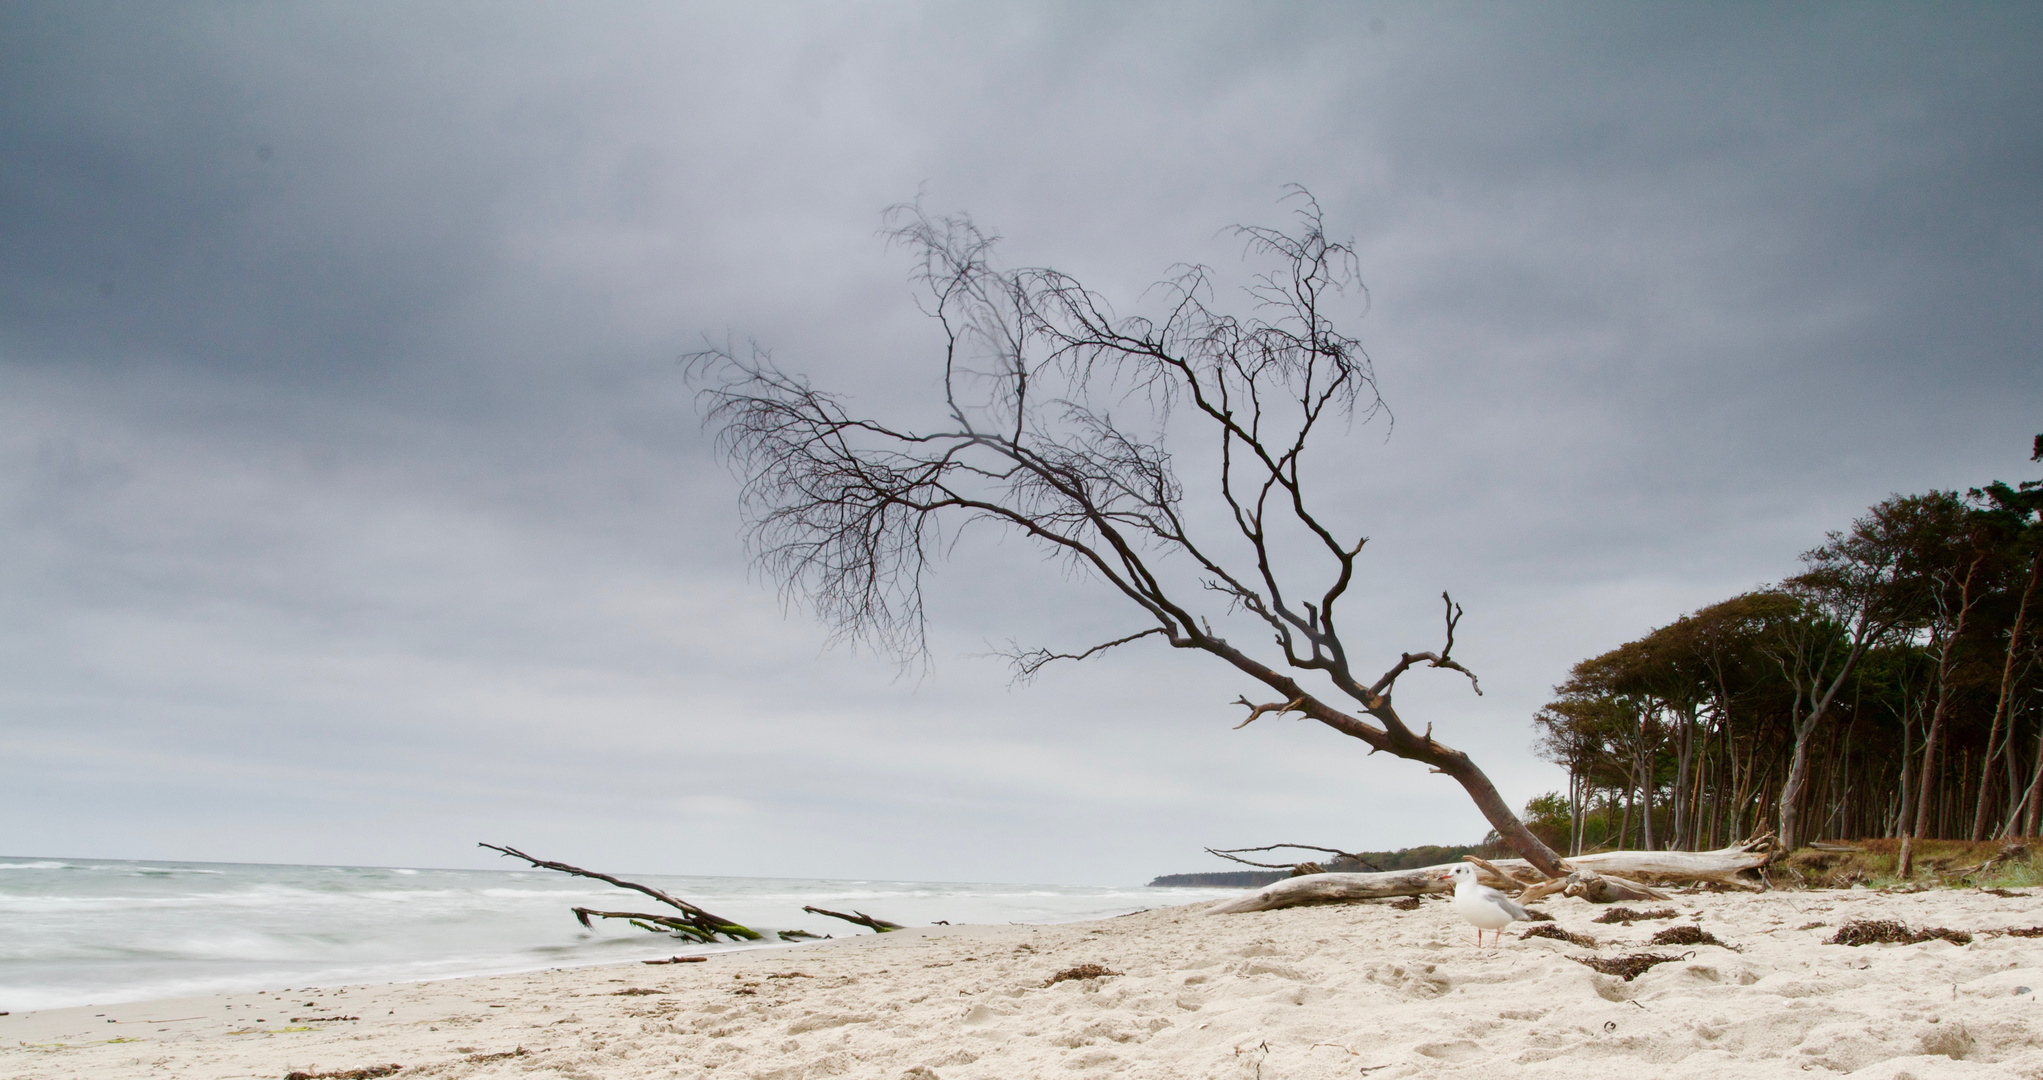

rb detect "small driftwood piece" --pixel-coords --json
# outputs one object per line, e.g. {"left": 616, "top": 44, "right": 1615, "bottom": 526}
{"left": 1555, "top": 869, "right": 1670, "bottom": 903}
{"left": 481, "top": 843, "right": 762, "bottom": 943}
{"left": 803, "top": 905, "right": 904, "bottom": 932}
{"left": 1206, "top": 838, "right": 1772, "bottom": 915}
{"left": 1462, "top": 855, "right": 1539, "bottom": 891}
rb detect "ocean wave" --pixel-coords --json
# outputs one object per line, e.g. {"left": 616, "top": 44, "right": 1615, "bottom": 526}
{"left": 1, "top": 856, "right": 1240, "bottom": 1011}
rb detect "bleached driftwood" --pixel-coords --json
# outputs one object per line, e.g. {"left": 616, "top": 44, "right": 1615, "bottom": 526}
{"left": 1518, "top": 868, "right": 1670, "bottom": 903}
{"left": 1203, "top": 837, "right": 1775, "bottom": 914}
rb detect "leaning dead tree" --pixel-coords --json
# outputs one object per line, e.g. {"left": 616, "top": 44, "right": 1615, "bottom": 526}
{"left": 689, "top": 190, "right": 1565, "bottom": 875}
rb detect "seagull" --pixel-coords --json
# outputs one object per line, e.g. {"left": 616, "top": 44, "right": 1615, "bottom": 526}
{"left": 1444, "top": 863, "right": 1530, "bottom": 946}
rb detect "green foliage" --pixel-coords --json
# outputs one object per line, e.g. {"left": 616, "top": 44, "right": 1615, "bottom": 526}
{"left": 1530, "top": 438, "right": 2043, "bottom": 853}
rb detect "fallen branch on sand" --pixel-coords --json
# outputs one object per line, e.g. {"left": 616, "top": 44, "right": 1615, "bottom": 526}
{"left": 482, "top": 843, "right": 776, "bottom": 943}
{"left": 1204, "top": 837, "right": 1775, "bottom": 914}
{"left": 803, "top": 905, "right": 904, "bottom": 933}
{"left": 484, "top": 843, "right": 908, "bottom": 942}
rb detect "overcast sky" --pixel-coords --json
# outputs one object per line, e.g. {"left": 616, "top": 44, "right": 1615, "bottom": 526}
{"left": 4, "top": 2, "right": 2039, "bottom": 885}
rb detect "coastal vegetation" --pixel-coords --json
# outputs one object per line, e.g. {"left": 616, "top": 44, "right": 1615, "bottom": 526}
{"left": 1524, "top": 440, "right": 2042, "bottom": 876}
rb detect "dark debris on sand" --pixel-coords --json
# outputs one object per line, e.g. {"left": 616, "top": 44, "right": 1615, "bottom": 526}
{"left": 1999, "top": 926, "right": 2043, "bottom": 938}
{"left": 284, "top": 1067, "right": 402, "bottom": 1080}
{"left": 1592, "top": 906, "right": 1678, "bottom": 925}
{"left": 1387, "top": 896, "right": 1422, "bottom": 911}
{"left": 1570, "top": 953, "right": 1688, "bottom": 981}
{"left": 1520, "top": 923, "right": 1597, "bottom": 948}
{"left": 1521, "top": 908, "right": 1555, "bottom": 921}
{"left": 1826, "top": 919, "right": 1972, "bottom": 946}
{"left": 1043, "top": 964, "right": 1122, "bottom": 986}
{"left": 1649, "top": 925, "right": 1735, "bottom": 950}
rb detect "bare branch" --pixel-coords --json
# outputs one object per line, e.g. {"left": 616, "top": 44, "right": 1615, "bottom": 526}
{"left": 1003, "top": 627, "right": 1170, "bottom": 682}
{"left": 1369, "top": 592, "right": 1483, "bottom": 698}
{"left": 802, "top": 905, "right": 904, "bottom": 932}
{"left": 1207, "top": 843, "right": 1381, "bottom": 872}
{"left": 1232, "top": 694, "right": 1306, "bottom": 729}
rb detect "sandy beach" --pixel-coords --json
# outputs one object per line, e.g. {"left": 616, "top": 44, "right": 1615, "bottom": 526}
{"left": 6, "top": 886, "right": 2041, "bottom": 1079}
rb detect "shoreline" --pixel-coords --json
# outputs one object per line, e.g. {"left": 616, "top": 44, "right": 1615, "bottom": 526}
{"left": 0, "top": 856, "right": 1233, "bottom": 1015}
{"left": 7, "top": 888, "right": 2041, "bottom": 1078}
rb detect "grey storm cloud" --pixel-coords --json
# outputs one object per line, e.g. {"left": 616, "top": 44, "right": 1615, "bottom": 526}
{"left": 2, "top": 2, "right": 2038, "bottom": 883}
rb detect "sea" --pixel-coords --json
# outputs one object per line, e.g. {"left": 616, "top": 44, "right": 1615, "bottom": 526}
{"left": 0, "top": 857, "right": 1240, "bottom": 1013}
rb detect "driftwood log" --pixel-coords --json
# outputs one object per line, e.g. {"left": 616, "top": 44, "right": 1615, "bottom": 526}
{"left": 1519, "top": 869, "right": 1670, "bottom": 904}
{"left": 1204, "top": 837, "right": 1775, "bottom": 915}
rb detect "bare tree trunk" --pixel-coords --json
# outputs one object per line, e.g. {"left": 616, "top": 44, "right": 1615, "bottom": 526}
{"left": 2028, "top": 728, "right": 2043, "bottom": 836}
{"left": 1977, "top": 546, "right": 2039, "bottom": 838}
{"left": 1780, "top": 733, "right": 1817, "bottom": 851}
{"left": 1638, "top": 720, "right": 1657, "bottom": 851}
{"left": 1902, "top": 557, "right": 1985, "bottom": 876}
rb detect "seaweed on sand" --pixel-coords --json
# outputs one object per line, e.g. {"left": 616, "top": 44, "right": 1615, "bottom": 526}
{"left": 1826, "top": 919, "right": 1972, "bottom": 946}
{"left": 1519, "top": 924, "right": 1596, "bottom": 948}
{"left": 1649, "top": 925, "right": 1734, "bottom": 950}
{"left": 1591, "top": 906, "right": 1678, "bottom": 925}
{"left": 1570, "top": 953, "right": 1687, "bottom": 981}
{"left": 1044, "top": 964, "right": 1122, "bottom": 986}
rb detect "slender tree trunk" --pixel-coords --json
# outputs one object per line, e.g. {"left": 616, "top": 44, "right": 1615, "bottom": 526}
{"left": 1775, "top": 617, "right": 1879, "bottom": 850}
{"left": 1903, "top": 723, "right": 1941, "bottom": 876}
{"left": 1639, "top": 725, "right": 1657, "bottom": 851}
{"left": 2027, "top": 727, "right": 2043, "bottom": 836}
{"left": 1978, "top": 546, "right": 2040, "bottom": 838}
{"left": 1895, "top": 705, "right": 1917, "bottom": 839}
{"left": 1780, "top": 728, "right": 1817, "bottom": 849}
{"left": 1618, "top": 782, "right": 1633, "bottom": 851}
{"left": 1901, "top": 556, "right": 1984, "bottom": 877}
{"left": 2009, "top": 723, "right": 2043, "bottom": 839}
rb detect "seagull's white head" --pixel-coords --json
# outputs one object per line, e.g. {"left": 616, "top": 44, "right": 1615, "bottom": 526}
{"left": 1449, "top": 864, "right": 1477, "bottom": 884}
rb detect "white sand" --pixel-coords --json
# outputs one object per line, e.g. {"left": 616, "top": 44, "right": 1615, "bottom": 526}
{"left": 6, "top": 887, "right": 2041, "bottom": 1079}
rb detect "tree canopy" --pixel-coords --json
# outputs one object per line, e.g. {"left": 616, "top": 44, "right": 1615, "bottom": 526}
{"left": 1531, "top": 444, "right": 2043, "bottom": 858}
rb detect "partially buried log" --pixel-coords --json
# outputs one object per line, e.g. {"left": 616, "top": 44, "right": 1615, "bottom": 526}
{"left": 1204, "top": 837, "right": 1774, "bottom": 915}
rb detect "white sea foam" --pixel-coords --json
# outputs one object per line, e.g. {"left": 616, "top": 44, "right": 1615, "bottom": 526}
{"left": 0, "top": 856, "right": 1236, "bottom": 1012}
